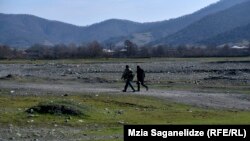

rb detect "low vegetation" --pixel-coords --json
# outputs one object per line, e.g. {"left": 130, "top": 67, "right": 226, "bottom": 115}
{"left": 26, "top": 100, "right": 89, "bottom": 116}
{"left": 0, "top": 89, "right": 250, "bottom": 140}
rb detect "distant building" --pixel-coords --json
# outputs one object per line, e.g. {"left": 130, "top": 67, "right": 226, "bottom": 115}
{"left": 231, "top": 45, "right": 248, "bottom": 49}
{"left": 102, "top": 49, "right": 115, "bottom": 53}
{"left": 119, "top": 48, "right": 127, "bottom": 52}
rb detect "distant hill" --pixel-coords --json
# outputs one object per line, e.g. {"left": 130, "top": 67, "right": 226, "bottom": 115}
{"left": 0, "top": 14, "right": 142, "bottom": 47}
{"left": 152, "top": 0, "right": 250, "bottom": 45}
{"left": 106, "top": 0, "right": 249, "bottom": 46}
{"left": 0, "top": 0, "right": 250, "bottom": 47}
{"left": 79, "top": 19, "right": 143, "bottom": 42}
{"left": 0, "top": 13, "right": 84, "bottom": 47}
{"left": 199, "top": 23, "right": 250, "bottom": 45}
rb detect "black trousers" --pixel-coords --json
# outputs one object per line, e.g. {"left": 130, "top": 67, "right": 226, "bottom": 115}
{"left": 123, "top": 79, "right": 135, "bottom": 92}
{"left": 137, "top": 80, "right": 148, "bottom": 91}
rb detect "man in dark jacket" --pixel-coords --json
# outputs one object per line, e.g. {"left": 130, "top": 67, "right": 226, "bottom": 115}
{"left": 136, "top": 65, "right": 148, "bottom": 91}
{"left": 121, "top": 65, "right": 136, "bottom": 92}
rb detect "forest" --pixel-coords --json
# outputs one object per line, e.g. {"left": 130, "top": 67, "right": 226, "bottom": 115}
{"left": 1, "top": 40, "right": 250, "bottom": 59}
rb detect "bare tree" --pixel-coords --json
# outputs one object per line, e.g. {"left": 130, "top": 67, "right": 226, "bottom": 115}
{"left": 0, "top": 45, "right": 12, "bottom": 59}
{"left": 124, "top": 40, "right": 138, "bottom": 57}
{"left": 86, "top": 41, "right": 103, "bottom": 58}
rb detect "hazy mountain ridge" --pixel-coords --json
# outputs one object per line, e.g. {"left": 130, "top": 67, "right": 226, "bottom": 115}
{"left": 79, "top": 19, "right": 144, "bottom": 42}
{"left": 151, "top": 0, "right": 250, "bottom": 46}
{"left": 0, "top": 14, "right": 144, "bottom": 47}
{"left": 106, "top": 0, "right": 250, "bottom": 46}
{"left": 144, "top": 0, "right": 249, "bottom": 36}
{"left": 199, "top": 23, "right": 250, "bottom": 45}
{"left": 0, "top": 13, "right": 84, "bottom": 47}
{"left": 0, "top": 0, "right": 250, "bottom": 47}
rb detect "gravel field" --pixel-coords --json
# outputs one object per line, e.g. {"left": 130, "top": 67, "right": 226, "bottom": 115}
{"left": 0, "top": 59, "right": 250, "bottom": 141}
{"left": 0, "top": 59, "right": 250, "bottom": 109}
{"left": 0, "top": 60, "right": 249, "bottom": 83}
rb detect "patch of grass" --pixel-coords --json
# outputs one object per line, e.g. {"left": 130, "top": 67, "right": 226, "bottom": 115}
{"left": 0, "top": 92, "right": 250, "bottom": 140}
{"left": 151, "top": 81, "right": 250, "bottom": 94}
{"left": 197, "top": 85, "right": 250, "bottom": 94}
{"left": 1, "top": 93, "right": 250, "bottom": 125}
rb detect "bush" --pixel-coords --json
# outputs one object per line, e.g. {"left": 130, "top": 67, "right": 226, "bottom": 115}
{"left": 26, "top": 100, "right": 88, "bottom": 116}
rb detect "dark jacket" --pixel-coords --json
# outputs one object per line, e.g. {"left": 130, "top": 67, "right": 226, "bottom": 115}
{"left": 122, "top": 68, "right": 134, "bottom": 81}
{"left": 137, "top": 68, "right": 145, "bottom": 81}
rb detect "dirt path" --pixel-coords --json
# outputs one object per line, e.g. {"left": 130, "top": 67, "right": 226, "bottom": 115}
{"left": 0, "top": 81, "right": 250, "bottom": 110}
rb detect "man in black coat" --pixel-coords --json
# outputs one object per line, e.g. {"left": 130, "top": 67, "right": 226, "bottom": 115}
{"left": 136, "top": 65, "right": 148, "bottom": 91}
{"left": 121, "top": 65, "right": 136, "bottom": 92}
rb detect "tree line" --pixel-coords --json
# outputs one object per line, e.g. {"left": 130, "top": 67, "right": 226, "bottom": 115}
{"left": 1, "top": 40, "right": 250, "bottom": 59}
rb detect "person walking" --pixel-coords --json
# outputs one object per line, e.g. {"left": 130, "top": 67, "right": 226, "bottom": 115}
{"left": 121, "top": 65, "right": 136, "bottom": 92}
{"left": 136, "top": 65, "right": 148, "bottom": 91}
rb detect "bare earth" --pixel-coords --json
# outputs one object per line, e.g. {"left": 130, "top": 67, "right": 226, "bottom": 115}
{"left": 0, "top": 80, "right": 250, "bottom": 110}
{"left": 0, "top": 59, "right": 250, "bottom": 110}
{"left": 0, "top": 59, "right": 250, "bottom": 140}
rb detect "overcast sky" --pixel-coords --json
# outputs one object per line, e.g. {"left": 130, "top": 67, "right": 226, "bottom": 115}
{"left": 0, "top": 0, "right": 220, "bottom": 26}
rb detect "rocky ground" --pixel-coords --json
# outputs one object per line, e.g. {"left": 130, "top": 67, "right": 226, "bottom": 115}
{"left": 0, "top": 59, "right": 250, "bottom": 109}
{"left": 0, "top": 58, "right": 250, "bottom": 140}
{"left": 0, "top": 124, "right": 122, "bottom": 141}
{"left": 0, "top": 59, "right": 250, "bottom": 83}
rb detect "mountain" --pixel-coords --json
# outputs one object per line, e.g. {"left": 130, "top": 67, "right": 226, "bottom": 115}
{"left": 199, "top": 23, "right": 250, "bottom": 45}
{"left": 106, "top": 0, "right": 249, "bottom": 46}
{"left": 152, "top": 0, "right": 250, "bottom": 46}
{"left": 0, "top": 0, "right": 249, "bottom": 47}
{"left": 0, "top": 14, "right": 142, "bottom": 47}
{"left": 79, "top": 19, "right": 143, "bottom": 42}
{"left": 0, "top": 13, "right": 84, "bottom": 47}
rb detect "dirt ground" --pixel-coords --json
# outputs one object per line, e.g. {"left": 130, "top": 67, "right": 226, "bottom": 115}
{"left": 0, "top": 58, "right": 250, "bottom": 140}
{"left": 0, "top": 58, "right": 250, "bottom": 110}
{"left": 0, "top": 81, "right": 250, "bottom": 110}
